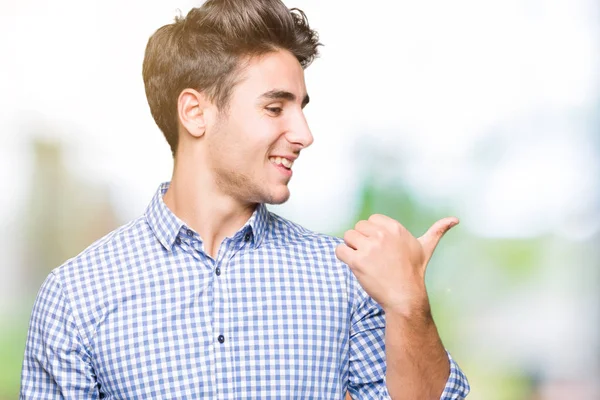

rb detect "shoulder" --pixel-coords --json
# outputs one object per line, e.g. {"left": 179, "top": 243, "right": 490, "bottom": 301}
{"left": 262, "top": 211, "right": 353, "bottom": 284}
{"left": 265, "top": 210, "right": 344, "bottom": 251}
{"left": 35, "top": 215, "right": 156, "bottom": 346}
{"left": 52, "top": 215, "right": 154, "bottom": 281}
{"left": 265, "top": 211, "right": 375, "bottom": 311}
{"left": 48, "top": 214, "right": 160, "bottom": 322}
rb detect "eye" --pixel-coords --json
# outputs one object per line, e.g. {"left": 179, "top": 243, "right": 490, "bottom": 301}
{"left": 266, "top": 106, "right": 283, "bottom": 116}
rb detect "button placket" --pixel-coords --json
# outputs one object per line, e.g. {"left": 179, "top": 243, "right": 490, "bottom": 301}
{"left": 213, "top": 241, "right": 230, "bottom": 354}
{"left": 215, "top": 239, "right": 245, "bottom": 396}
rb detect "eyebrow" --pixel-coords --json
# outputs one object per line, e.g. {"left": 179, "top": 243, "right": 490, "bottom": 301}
{"left": 260, "top": 89, "right": 310, "bottom": 107}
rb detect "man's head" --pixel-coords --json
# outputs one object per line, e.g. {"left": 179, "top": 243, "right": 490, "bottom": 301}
{"left": 142, "top": 0, "right": 320, "bottom": 157}
{"left": 143, "top": 0, "right": 320, "bottom": 205}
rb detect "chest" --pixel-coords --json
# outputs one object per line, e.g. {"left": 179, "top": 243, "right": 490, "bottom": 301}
{"left": 92, "top": 249, "right": 350, "bottom": 399}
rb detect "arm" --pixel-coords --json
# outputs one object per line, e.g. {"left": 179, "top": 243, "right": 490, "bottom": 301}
{"left": 20, "top": 272, "right": 99, "bottom": 399}
{"left": 337, "top": 215, "right": 470, "bottom": 399}
{"left": 346, "top": 290, "right": 389, "bottom": 399}
{"left": 384, "top": 302, "right": 468, "bottom": 399}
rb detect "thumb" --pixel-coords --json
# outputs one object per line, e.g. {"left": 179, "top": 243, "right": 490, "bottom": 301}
{"left": 418, "top": 217, "right": 459, "bottom": 263}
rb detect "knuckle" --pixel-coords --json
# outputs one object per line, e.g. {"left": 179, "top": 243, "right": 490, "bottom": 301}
{"left": 355, "top": 220, "right": 367, "bottom": 230}
{"left": 374, "top": 229, "right": 386, "bottom": 240}
{"left": 363, "top": 242, "right": 377, "bottom": 257}
{"left": 391, "top": 220, "right": 404, "bottom": 234}
{"left": 368, "top": 214, "right": 383, "bottom": 222}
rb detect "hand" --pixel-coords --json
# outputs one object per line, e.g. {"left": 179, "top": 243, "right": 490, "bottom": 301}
{"left": 335, "top": 214, "right": 458, "bottom": 313}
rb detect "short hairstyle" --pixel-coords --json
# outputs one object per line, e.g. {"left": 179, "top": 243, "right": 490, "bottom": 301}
{"left": 142, "top": 0, "right": 321, "bottom": 156}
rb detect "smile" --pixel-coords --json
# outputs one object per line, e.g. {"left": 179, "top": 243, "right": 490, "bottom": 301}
{"left": 269, "top": 156, "right": 294, "bottom": 169}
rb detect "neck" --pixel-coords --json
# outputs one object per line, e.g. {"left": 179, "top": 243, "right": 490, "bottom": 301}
{"left": 163, "top": 157, "right": 257, "bottom": 258}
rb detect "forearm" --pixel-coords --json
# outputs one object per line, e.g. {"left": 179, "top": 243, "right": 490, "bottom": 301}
{"left": 384, "top": 302, "right": 449, "bottom": 400}
{"left": 337, "top": 214, "right": 468, "bottom": 398}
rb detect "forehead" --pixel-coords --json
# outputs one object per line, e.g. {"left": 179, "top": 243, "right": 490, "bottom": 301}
{"left": 234, "top": 50, "right": 307, "bottom": 100}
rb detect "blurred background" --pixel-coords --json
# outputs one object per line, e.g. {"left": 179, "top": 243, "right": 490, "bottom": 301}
{"left": 1, "top": 0, "right": 599, "bottom": 398}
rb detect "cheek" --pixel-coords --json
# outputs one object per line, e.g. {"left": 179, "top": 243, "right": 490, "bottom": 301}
{"left": 239, "top": 124, "right": 280, "bottom": 156}
{"left": 222, "top": 111, "right": 284, "bottom": 164}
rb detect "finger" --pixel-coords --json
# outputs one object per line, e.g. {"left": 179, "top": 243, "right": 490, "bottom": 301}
{"left": 354, "top": 220, "right": 380, "bottom": 237}
{"left": 335, "top": 243, "right": 355, "bottom": 265}
{"left": 343, "top": 229, "right": 368, "bottom": 250}
{"left": 418, "top": 217, "right": 459, "bottom": 260}
{"left": 367, "top": 214, "right": 407, "bottom": 233}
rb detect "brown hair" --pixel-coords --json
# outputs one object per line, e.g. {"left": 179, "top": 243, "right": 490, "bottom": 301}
{"left": 142, "top": 0, "right": 321, "bottom": 156}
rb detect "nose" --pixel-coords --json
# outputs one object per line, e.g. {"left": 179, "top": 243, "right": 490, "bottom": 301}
{"left": 286, "top": 110, "right": 314, "bottom": 148}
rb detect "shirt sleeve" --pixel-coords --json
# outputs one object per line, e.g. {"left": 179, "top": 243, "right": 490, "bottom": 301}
{"left": 441, "top": 352, "right": 470, "bottom": 399}
{"left": 347, "top": 291, "right": 392, "bottom": 399}
{"left": 20, "top": 272, "right": 99, "bottom": 399}
{"left": 347, "top": 277, "right": 470, "bottom": 399}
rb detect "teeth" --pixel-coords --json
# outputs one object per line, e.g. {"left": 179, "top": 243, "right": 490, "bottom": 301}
{"left": 269, "top": 156, "right": 294, "bottom": 169}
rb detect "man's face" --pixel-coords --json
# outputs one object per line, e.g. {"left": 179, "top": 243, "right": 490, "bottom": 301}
{"left": 205, "top": 49, "right": 313, "bottom": 205}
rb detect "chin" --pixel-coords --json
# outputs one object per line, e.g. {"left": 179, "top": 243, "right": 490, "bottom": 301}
{"left": 262, "top": 187, "right": 291, "bottom": 205}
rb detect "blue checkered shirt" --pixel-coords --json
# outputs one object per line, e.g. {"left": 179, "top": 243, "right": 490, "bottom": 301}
{"left": 21, "top": 182, "right": 469, "bottom": 399}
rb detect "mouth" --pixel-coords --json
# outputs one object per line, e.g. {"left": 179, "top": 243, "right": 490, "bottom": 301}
{"left": 269, "top": 156, "right": 295, "bottom": 178}
{"left": 268, "top": 156, "right": 294, "bottom": 170}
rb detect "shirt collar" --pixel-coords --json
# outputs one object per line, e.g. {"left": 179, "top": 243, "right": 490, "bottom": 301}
{"left": 145, "top": 182, "right": 269, "bottom": 252}
{"left": 244, "top": 202, "right": 269, "bottom": 248}
{"left": 144, "top": 182, "right": 185, "bottom": 251}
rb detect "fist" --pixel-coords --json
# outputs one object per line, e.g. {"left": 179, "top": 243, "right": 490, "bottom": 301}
{"left": 335, "top": 214, "right": 458, "bottom": 312}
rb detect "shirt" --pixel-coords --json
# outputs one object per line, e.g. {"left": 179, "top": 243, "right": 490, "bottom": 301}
{"left": 21, "top": 182, "right": 470, "bottom": 399}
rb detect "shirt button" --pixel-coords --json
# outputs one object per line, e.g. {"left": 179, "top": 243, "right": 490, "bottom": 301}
{"left": 217, "top": 335, "right": 225, "bottom": 343}
{"left": 244, "top": 232, "right": 251, "bottom": 242}
{"left": 215, "top": 267, "right": 221, "bottom": 276}
{"left": 175, "top": 237, "right": 181, "bottom": 245}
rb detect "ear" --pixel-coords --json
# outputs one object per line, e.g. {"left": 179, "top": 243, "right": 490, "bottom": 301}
{"left": 177, "top": 88, "right": 214, "bottom": 138}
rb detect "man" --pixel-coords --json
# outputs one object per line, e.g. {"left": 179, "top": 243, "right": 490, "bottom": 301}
{"left": 20, "top": 0, "right": 470, "bottom": 398}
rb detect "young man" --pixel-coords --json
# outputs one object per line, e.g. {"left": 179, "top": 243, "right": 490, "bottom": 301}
{"left": 20, "top": 0, "right": 470, "bottom": 398}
